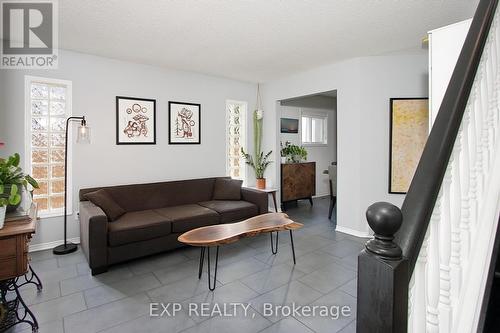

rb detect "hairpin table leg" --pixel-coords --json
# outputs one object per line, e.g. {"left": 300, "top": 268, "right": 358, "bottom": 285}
{"left": 289, "top": 230, "right": 296, "bottom": 265}
{"left": 198, "top": 247, "right": 205, "bottom": 279}
{"left": 206, "top": 246, "right": 219, "bottom": 291}
{"left": 270, "top": 231, "right": 279, "bottom": 254}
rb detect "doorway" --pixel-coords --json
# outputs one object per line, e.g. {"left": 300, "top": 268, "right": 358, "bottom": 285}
{"left": 277, "top": 90, "right": 337, "bottom": 223}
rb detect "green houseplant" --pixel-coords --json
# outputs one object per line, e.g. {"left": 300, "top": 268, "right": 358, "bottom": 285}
{"left": 241, "top": 109, "right": 273, "bottom": 189}
{"left": 0, "top": 183, "right": 21, "bottom": 228}
{"left": 0, "top": 153, "right": 39, "bottom": 213}
{"left": 280, "top": 142, "right": 307, "bottom": 163}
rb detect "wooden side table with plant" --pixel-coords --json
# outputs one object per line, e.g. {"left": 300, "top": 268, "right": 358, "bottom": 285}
{"left": 0, "top": 152, "right": 41, "bottom": 332}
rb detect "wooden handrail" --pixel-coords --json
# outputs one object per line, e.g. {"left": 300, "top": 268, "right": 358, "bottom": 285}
{"left": 396, "top": 0, "right": 499, "bottom": 276}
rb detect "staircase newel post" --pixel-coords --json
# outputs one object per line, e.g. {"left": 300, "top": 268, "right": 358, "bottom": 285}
{"left": 357, "top": 202, "right": 409, "bottom": 333}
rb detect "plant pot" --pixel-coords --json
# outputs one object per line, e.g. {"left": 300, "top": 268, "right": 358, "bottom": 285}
{"left": 256, "top": 178, "right": 266, "bottom": 190}
{"left": 2, "top": 184, "right": 23, "bottom": 213}
{"left": 0, "top": 206, "right": 6, "bottom": 229}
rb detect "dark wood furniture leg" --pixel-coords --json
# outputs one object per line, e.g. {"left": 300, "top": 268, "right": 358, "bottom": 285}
{"left": 308, "top": 197, "right": 313, "bottom": 206}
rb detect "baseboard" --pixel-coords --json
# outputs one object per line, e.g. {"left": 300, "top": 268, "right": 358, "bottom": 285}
{"left": 29, "top": 237, "right": 81, "bottom": 252}
{"left": 335, "top": 225, "right": 371, "bottom": 238}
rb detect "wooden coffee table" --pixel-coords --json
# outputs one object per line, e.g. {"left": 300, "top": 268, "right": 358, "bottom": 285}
{"left": 178, "top": 213, "right": 303, "bottom": 290}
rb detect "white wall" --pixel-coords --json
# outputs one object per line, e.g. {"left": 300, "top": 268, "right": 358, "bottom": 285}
{"left": 0, "top": 50, "right": 257, "bottom": 247}
{"left": 279, "top": 103, "right": 336, "bottom": 197}
{"left": 262, "top": 52, "right": 428, "bottom": 237}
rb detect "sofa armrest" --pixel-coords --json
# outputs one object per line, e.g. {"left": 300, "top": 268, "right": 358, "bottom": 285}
{"left": 79, "top": 201, "right": 108, "bottom": 274}
{"left": 241, "top": 187, "right": 269, "bottom": 214}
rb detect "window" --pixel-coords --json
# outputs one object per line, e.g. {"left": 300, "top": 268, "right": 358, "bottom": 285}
{"left": 226, "top": 100, "right": 247, "bottom": 181}
{"left": 302, "top": 114, "right": 328, "bottom": 145}
{"left": 25, "top": 76, "right": 72, "bottom": 217}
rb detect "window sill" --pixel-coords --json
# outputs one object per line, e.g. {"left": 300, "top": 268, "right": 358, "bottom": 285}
{"left": 38, "top": 210, "right": 73, "bottom": 219}
{"left": 302, "top": 143, "right": 328, "bottom": 147}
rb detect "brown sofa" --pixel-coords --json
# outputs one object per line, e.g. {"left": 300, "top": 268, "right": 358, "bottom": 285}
{"left": 79, "top": 177, "right": 268, "bottom": 275}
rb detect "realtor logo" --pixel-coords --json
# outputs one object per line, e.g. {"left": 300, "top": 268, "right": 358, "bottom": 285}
{"left": 1, "top": 0, "right": 58, "bottom": 69}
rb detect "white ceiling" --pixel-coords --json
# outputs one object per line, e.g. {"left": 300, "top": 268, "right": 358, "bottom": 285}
{"left": 60, "top": 0, "right": 479, "bottom": 83}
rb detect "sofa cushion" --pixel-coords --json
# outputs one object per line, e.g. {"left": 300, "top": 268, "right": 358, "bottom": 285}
{"left": 212, "top": 178, "right": 243, "bottom": 200}
{"left": 198, "top": 200, "right": 258, "bottom": 223}
{"left": 84, "top": 189, "right": 125, "bottom": 221}
{"left": 108, "top": 210, "right": 172, "bottom": 246}
{"left": 154, "top": 204, "right": 220, "bottom": 233}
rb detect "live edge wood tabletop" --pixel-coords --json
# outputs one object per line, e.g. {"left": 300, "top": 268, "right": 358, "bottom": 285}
{"left": 0, "top": 204, "right": 37, "bottom": 281}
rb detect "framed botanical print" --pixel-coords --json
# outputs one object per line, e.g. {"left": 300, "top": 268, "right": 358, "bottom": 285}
{"left": 168, "top": 101, "right": 201, "bottom": 144}
{"left": 116, "top": 96, "right": 156, "bottom": 145}
{"left": 389, "top": 97, "right": 429, "bottom": 194}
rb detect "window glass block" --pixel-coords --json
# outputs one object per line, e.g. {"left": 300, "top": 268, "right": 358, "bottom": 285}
{"left": 31, "top": 84, "right": 48, "bottom": 99}
{"left": 50, "top": 149, "right": 65, "bottom": 163}
{"left": 34, "top": 181, "right": 48, "bottom": 196}
{"left": 32, "top": 149, "right": 48, "bottom": 164}
{"left": 50, "top": 86, "right": 66, "bottom": 100}
{"left": 33, "top": 197, "right": 48, "bottom": 211}
{"left": 50, "top": 101, "right": 66, "bottom": 115}
{"left": 51, "top": 164, "right": 65, "bottom": 178}
{"left": 50, "top": 195, "right": 64, "bottom": 209}
{"left": 50, "top": 133, "right": 65, "bottom": 147}
{"left": 32, "top": 133, "right": 48, "bottom": 148}
{"left": 50, "top": 117, "right": 66, "bottom": 132}
{"left": 32, "top": 100, "right": 48, "bottom": 116}
{"left": 32, "top": 117, "right": 48, "bottom": 131}
{"left": 50, "top": 179, "right": 64, "bottom": 194}
{"left": 32, "top": 165, "right": 48, "bottom": 180}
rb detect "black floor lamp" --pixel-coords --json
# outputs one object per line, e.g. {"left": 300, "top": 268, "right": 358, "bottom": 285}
{"left": 53, "top": 116, "right": 90, "bottom": 255}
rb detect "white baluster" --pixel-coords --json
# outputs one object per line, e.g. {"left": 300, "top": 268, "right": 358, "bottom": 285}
{"left": 413, "top": 231, "right": 429, "bottom": 333}
{"left": 408, "top": 275, "right": 415, "bottom": 333}
{"left": 427, "top": 194, "right": 442, "bottom": 333}
{"left": 439, "top": 168, "right": 452, "bottom": 332}
{"left": 450, "top": 146, "right": 463, "bottom": 310}
{"left": 460, "top": 108, "right": 472, "bottom": 269}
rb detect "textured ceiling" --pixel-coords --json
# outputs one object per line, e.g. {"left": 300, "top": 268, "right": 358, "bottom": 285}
{"left": 59, "top": 0, "right": 479, "bottom": 82}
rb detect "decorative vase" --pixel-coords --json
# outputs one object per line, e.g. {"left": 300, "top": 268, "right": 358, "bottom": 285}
{"left": 256, "top": 178, "right": 266, "bottom": 189}
{"left": 0, "top": 206, "right": 6, "bottom": 229}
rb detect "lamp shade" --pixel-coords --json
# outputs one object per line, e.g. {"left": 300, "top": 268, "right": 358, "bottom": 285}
{"left": 77, "top": 123, "right": 91, "bottom": 144}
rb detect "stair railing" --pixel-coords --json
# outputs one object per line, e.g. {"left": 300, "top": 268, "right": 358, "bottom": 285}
{"left": 357, "top": 0, "right": 500, "bottom": 332}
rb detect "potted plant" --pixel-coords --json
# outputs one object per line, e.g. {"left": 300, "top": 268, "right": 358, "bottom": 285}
{"left": 0, "top": 153, "right": 39, "bottom": 213}
{"left": 0, "top": 184, "right": 21, "bottom": 228}
{"left": 281, "top": 142, "right": 307, "bottom": 163}
{"left": 241, "top": 109, "right": 273, "bottom": 189}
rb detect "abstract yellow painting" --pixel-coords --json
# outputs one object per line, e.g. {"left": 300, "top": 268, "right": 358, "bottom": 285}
{"left": 389, "top": 98, "right": 429, "bottom": 193}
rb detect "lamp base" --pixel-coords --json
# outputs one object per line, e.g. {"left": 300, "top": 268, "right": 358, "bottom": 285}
{"left": 53, "top": 242, "right": 78, "bottom": 255}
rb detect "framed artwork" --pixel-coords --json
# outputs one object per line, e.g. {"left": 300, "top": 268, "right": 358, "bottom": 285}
{"left": 116, "top": 96, "right": 156, "bottom": 145}
{"left": 389, "top": 98, "right": 429, "bottom": 194}
{"left": 280, "top": 118, "right": 299, "bottom": 133}
{"left": 168, "top": 101, "right": 201, "bottom": 144}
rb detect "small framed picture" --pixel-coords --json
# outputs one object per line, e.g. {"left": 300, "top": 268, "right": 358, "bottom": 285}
{"left": 116, "top": 96, "right": 156, "bottom": 145}
{"left": 169, "top": 101, "right": 201, "bottom": 144}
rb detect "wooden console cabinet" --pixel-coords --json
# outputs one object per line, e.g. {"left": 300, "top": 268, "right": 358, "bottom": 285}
{"left": 0, "top": 205, "right": 37, "bottom": 280}
{"left": 281, "top": 162, "right": 316, "bottom": 207}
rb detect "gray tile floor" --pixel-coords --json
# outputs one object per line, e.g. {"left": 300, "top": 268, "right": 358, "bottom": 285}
{"left": 7, "top": 197, "right": 367, "bottom": 333}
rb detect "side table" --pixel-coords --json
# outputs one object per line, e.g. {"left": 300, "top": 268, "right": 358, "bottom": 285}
{"left": 248, "top": 187, "right": 279, "bottom": 212}
{"left": 0, "top": 204, "right": 40, "bottom": 333}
